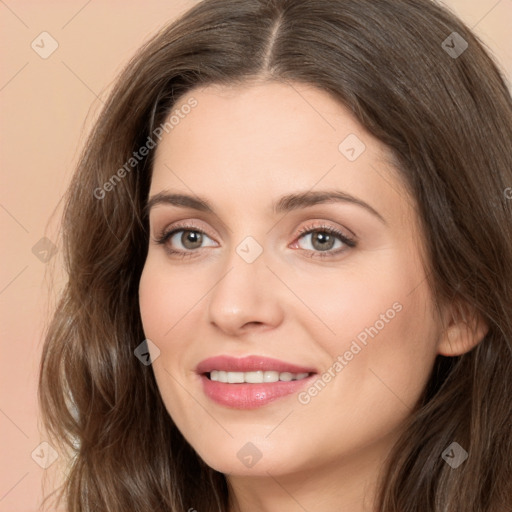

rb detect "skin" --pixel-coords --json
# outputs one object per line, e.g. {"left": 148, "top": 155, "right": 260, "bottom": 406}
{"left": 138, "top": 80, "right": 485, "bottom": 511}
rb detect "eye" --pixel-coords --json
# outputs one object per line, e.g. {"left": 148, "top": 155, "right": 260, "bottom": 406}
{"left": 153, "top": 221, "right": 356, "bottom": 260}
{"left": 154, "top": 223, "right": 217, "bottom": 258}
{"left": 293, "top": 223, "right": 356, "bottom": 258}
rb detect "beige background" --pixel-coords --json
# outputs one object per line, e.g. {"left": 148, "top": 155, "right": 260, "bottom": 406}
{"left": 0, "top": 1, "right": 510, "bottom": 510}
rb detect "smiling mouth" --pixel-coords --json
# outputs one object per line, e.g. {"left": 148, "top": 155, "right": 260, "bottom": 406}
{"left": 205, "top": 370, "right": 314, "bottom": 383}
{"left": 198, "top": 361, "right": 317, "bottom": 409}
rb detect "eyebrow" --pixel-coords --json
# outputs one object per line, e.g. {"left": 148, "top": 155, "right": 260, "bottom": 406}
{"left": 144, "top": 190, "right": 387, "bottom": 224}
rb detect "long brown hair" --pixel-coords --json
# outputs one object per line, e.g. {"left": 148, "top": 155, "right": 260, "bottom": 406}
{"left": 39, "top": 0, "right": 512, "bottom": 510}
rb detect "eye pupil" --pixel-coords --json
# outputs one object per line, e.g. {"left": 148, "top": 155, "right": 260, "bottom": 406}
{"left": 182, "top": 230, "right": 202, "bottom": 249}
{"left": 312, "top": 231, "right": 335, "bottom": 251}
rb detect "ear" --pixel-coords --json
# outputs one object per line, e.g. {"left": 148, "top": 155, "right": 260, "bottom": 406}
{"left": 437, "top": 300, "right": 489, "bottom": 357}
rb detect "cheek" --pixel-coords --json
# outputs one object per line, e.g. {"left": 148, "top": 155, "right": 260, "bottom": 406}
{"left": 138, "top": 258, "right": 203, "bottom": 340}
{"left": 307, "top": 247, "right": 439, "bottom": 398}
{"left": 313, "top": 261, "right": 438, "bottom": 423}
{"left": 138, "top": 259, "right": 204, "bottom": 431}
{"left": 138, "top": 258, "right": 200, "bottom": 399}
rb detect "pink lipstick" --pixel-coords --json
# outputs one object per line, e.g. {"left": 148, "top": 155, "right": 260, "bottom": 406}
{"left": 196, "top": 355, "right": 317, "bottom": 409}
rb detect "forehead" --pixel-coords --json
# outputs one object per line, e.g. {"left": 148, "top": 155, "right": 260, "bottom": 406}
{"left": 149, "top": 81, "right": 413, "bottom": 227}
{"left": 162, "top": 81, "right": 374, "bottom": 159}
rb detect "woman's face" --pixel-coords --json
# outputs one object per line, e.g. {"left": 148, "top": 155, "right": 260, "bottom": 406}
{"left": 139, "top": 81, "right": 444, "bottom": 481}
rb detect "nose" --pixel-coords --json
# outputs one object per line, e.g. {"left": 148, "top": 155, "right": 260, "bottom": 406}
{"left": 207, "top": 244, "right": 286, "bottom": 337}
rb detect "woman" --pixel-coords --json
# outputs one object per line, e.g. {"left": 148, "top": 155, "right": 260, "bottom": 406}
{"left": 39, "top": 0, "right": 512, "bottom": 510}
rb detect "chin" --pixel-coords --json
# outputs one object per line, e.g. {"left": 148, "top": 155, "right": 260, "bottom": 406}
{"left": 194, "top": 438, "right": 305, "bottom": 478}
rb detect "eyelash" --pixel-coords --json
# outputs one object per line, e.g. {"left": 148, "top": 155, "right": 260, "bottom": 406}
{"left": 154, "top": 222, "right": 357, "bottom": 260}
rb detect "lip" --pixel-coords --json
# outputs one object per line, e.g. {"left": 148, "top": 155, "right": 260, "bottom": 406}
{"left": 196, "top": 355, "right": 317, "bottom": 409}
{"left": 196, "top": 355, "right": 317, "bottom": 374}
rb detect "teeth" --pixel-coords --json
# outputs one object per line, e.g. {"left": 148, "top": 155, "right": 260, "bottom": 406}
{"left": 209, "top": 370, "right": 310, "bottom": 383}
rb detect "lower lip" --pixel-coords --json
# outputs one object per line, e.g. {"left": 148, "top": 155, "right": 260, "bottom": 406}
{"left": 199, "top": 374, "right": 315, "bottom": 409}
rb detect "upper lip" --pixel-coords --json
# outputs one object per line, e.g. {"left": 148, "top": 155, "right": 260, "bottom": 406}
{"left": 196, "top": 355, "right": 317, "bottom": 375}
